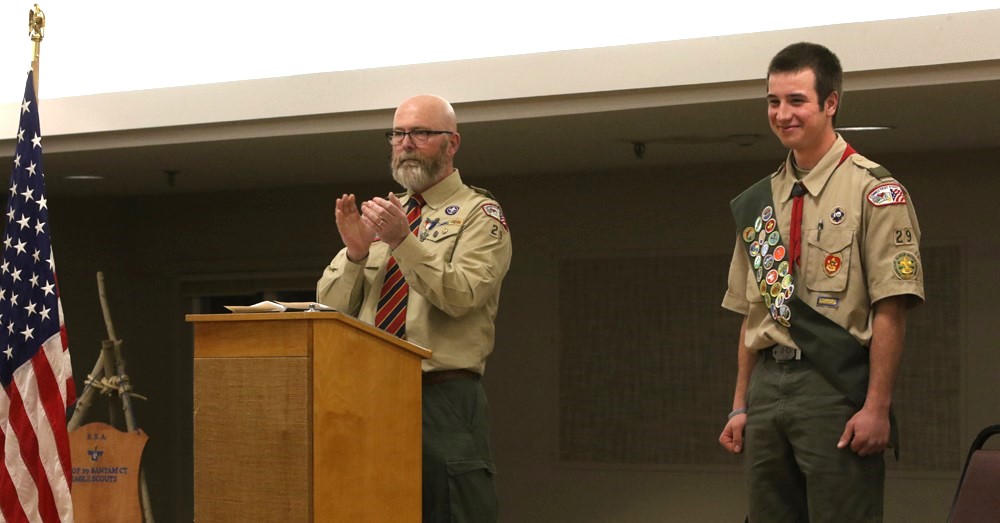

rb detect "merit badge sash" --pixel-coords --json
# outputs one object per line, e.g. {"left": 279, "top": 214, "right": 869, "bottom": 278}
{"left": 731, "top": 171, "right": 899, "bottom": 455}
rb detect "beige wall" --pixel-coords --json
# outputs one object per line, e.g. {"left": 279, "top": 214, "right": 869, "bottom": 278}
{"left": 51, "top": 146, "right": 999, "bottom": 521}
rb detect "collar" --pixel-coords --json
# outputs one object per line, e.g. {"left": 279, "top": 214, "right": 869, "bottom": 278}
{"left": 407, "top": 169, "right": 462, "bottom": 210}
{"left": 773, "top": 135, "right": 850, "bottom": 202}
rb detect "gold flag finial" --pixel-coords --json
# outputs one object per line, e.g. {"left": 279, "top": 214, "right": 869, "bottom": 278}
{"left": 29, "top": 4, "right": 46, "bottom": 43}
{"left": 29, "top": 4, "right": 46, "bottom": 96}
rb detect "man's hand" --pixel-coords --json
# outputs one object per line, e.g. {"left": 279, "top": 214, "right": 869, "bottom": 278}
{"left": 362, "top": 193, "right": 410, "bottom": 249}
{"left": 720, "top": 413, "right": 747, "bottom": 454}
{"left": 837, "top": 406, "right": 890, "bottom": 456}
{"left": 335, "top": 194, "right": 375, "bottom": 262}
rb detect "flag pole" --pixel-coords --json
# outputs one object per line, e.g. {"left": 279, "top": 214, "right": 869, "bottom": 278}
{"left": 29, "top": 4, "right": 45, "bottom": 97}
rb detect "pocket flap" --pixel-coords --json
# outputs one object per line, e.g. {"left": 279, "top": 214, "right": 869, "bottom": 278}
{"left": 806, "top": 229, "right": 853, "bottom": 253}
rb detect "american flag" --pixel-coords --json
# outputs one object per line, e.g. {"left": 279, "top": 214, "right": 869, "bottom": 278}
{"left": 0, "top": 71, "right": 76, "bottom": 522}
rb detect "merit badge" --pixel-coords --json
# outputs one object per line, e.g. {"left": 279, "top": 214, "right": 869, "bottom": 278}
{"left": 761, "top": 206, "right": 774, "bottom": 222}
{"left": 763, "top": 254, "right": 775, "bottom": 270}
{"left": 830, "top": 207, "right": 846, "bottom": 225}
{"left": 765, "top": 219, "right": 777, "bottom": 234}
{"left": 743, "top": 227, "right": 756, "bottom": 242}
{"left": 760, "top": 279, "right": 768, "bottom": 296}
{"left": 761, "top": 242, "right": 770, "bottom": 257}
{"left": 754, "top": 216, "right": 763, "bottom": 232}
{"left": 781, "top": 274, "right": 792, "bottom": 290}
{"left": 755, "top": 266, "right": 763, "bottom": 283}
{"left": 773, "top": 245, "right": 786, "bottom": 262}
{"left": 750, "top": 241, "right": 761, "bottom": 257}
{"left": 765, "top": 270, "right": 779, "bottom": 286}
{"left": 445, "top": 205, "right": 460, "bottom": 215}
{"left": 767, "top": 231, "right": 780, "bottom": 246}
{"left": 753, "top": 255, "right": 762, "bottom": 270}
{"left": 481, "top": 203, "right": 508, "bottom": 230}
{"left": 770, "top": 282, "right": 782, "bottom": 297}
{"left": 823, "top": 254, "right": 843, "bottom": 277}
{"left": 777, "top": 261, "right": 789, "bottom": 278}
{"left": 893, "top": 251, "right": 919, "bottom": 280}
{"left": 867, "top": 183, "right": 907, "bottom": 207}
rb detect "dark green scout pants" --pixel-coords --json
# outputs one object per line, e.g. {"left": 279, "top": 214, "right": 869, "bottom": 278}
{"left": 423, "top": 376, "right": 498, "bottom": 523}
{"left": 745, "top": 351, "right": 885, "bottom": 523}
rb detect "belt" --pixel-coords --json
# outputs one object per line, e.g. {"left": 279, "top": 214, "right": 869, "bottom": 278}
{"left": 763, "top": 344, "right": 802, "bottom": 362}
{"left": 422, "top": 369, "right": 480, "bottom": 386}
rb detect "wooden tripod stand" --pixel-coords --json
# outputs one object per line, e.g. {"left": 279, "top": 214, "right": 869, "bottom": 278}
{"left": 67, "top": 272, "right": 154, "bottom": 522}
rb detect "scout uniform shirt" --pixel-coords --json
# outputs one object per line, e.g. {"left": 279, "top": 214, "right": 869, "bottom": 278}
{"left": 722, "top": 136, "right": 925, "bottom": 352}
{"left": 317, "top": 169, "right": 512, "bottom": 374}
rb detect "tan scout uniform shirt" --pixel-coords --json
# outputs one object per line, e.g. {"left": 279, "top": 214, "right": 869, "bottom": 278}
{"left": 317, "top": 170, "right": 512, "bottom": 374}
{"left": 723, "top": 136, "right": 925, "bottom": 351}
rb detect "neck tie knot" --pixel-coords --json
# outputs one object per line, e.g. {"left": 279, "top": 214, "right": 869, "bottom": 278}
{"left": 791, "top": 182, "right": 807, "bottom": 198}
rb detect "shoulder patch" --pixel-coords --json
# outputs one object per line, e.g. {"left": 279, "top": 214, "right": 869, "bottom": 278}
{"left": 481, "top": 203, "right": 508, "bottom": 231}
{"left": 867, "top": 183, "right": 907, "bottom": 207}
{"left": 852, "top": 156, "right": 892, "bottom": 179}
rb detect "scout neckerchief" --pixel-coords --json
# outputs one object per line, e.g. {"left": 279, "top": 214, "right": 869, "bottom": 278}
{"left": 730, "top": 143, "right": 899, "bottom": 456}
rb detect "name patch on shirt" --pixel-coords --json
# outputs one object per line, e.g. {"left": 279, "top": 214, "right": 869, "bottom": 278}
{"left": 867, "top": 183, "right": 907, "bottom": 207}
{"left": 816, "top": 296, "right": 840, "bottom": 308}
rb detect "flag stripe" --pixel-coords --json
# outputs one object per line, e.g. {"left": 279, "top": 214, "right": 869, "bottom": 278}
{"left": 32, "top": 343, "right": 72, "bottom": 487}
{"left": 6, "top": 382, "right": 59, "bottom": 523}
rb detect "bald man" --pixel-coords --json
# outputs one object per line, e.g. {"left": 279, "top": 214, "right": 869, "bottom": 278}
{"left": 318, "top": 95, "right": 512, "bottom": 522}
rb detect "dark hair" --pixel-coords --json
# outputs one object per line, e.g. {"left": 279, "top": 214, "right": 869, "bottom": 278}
{"left": 767, "top": 42, "right": 843, "bottom": 121}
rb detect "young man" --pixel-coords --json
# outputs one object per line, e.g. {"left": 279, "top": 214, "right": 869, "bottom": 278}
{"left": 317, "top": 94, "right": 512, "bottom": 522}
{"left": 718, "top": 42, "right": 924, "bottom": 522}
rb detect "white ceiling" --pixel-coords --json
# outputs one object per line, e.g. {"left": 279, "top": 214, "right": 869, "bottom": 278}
{"left": 3, "top": 10, "right": 999, "bottom": 197}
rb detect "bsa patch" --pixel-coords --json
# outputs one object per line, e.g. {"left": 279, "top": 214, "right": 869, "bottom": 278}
{"left": 830, "top": 207, "right": 846, "bottom": 225}
{"left": 445, "top": 205, "right": 460, "bottom": 215}
{"left": 481, "top": 203, "right": 508, "bottom": 230}
{"left": 893, "top": 251, "right": 919, "bottom": 280}
{"left": 824, "top": 254, "right": 842, "bottom": 277}
{"left": 867, "top": 183, "right": 907, "bottom": 207}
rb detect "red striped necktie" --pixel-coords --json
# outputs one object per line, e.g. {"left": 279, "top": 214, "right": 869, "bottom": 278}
{"left": 375, "top": 193, "right": 425, "bottom": 338}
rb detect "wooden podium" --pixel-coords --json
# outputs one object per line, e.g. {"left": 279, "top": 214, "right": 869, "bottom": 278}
{"left": 187, "top": 312, "right": 431, "bottom": 522}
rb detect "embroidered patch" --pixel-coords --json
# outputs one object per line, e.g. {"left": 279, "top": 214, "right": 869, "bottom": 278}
{"left": 894, "top": 227, "right": 915, "bottom": 246}
{"left": 893, "top": 251, "right": 919, "bottom": 280}
{"left": 816, "top": 296, "right": 840, "bottom": 308}
{"left": 445, "top": 205, "right": 460, "bottom": 215}
{"left": 481, "top": 203, "right": 508, "bottom": 230}
{"left": 867, "top": 183, "right": 907, "bottom": 207}
{"left": 830, "top": 207, "right": 846, "bottom": 225}
{"left": 824, "top": 254, "right": 842, "bottom": 277}
{"left": 743, "top": 227, "right": 756, "bottom": 242}
{"left": 773, "top": 246, "right": 786, "bottom": 262}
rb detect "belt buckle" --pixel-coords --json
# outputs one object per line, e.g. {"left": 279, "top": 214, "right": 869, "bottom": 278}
{"left": 771, "top": 345, "right": 800, "bottom": 362}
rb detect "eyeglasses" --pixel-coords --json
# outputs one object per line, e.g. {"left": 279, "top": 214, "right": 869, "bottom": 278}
{"left": 385, "top": 130, "right": 453, "bottom": 145}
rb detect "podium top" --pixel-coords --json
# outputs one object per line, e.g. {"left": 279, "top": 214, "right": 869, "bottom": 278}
{"left": 187, "top": 311, "right": 431, "bottom": 360}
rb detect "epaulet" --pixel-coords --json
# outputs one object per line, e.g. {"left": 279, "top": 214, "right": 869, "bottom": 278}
{"left": 851, "top": 155, "right": 893, "bottom": 179}
{"left": 469, "top": 185, "right": 498, "bottom": 200}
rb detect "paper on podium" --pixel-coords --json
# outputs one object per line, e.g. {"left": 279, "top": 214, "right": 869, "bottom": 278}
{"left": 224, "top": 300, "right": 336, "bottom": 313}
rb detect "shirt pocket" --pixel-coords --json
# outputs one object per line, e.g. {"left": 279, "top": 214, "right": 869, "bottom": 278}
{"left": 804, "top": 229, "right": 854, "bottom": 293}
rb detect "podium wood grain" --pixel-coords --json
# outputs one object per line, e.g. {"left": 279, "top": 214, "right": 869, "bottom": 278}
{"left": 189, "top": 312, "right": 430, "bottom": 522}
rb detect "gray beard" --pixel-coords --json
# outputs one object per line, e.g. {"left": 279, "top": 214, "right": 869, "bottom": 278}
{"left": 392, "top": 160, "right": 437, "bottom": 192}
